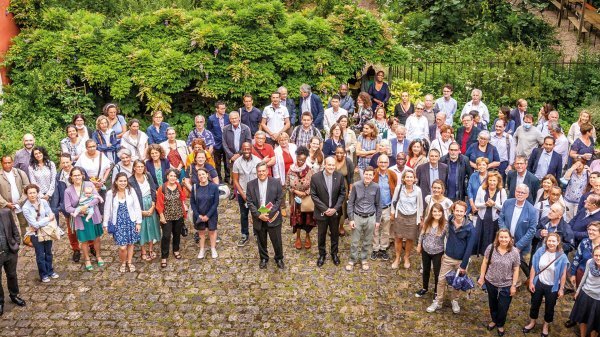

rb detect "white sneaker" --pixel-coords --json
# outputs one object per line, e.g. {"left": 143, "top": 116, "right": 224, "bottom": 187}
{"left": 426, "top": 300, "right": 441, "bottom": 313}
{"left": 211, "top": 248, "right": 218, "bottom": 259}
{"left": 451, "top": 300, "right": 461, "bottom": 314}
{"left": 197, "top": 249, "right": 205, "bottom": 259}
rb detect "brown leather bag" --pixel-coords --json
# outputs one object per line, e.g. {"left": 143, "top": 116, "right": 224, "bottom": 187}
{"left": 300, "top": 195, "right": 314, "bottom": 212}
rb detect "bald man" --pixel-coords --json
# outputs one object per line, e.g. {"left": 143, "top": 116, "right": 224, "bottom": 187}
{"left": 14, "top": 134, "right": 35, "bottom": 176}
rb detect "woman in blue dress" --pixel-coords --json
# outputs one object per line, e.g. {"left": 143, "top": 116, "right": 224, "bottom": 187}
{"left": 103, "top": 172, "right": 142, "bottom": 272}
{"left": 190, "top": 168, "right": 220, "bottom": 259}
{"left": 368, "top": 71, "right": 390, "bottom": 112}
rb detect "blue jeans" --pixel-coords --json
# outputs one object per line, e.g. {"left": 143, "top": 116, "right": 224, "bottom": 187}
{"left": 237, "top": 195, "right": 250, "bottom": 236}
{"left": 31, "top": 235, "right": 54, "bottom": 279}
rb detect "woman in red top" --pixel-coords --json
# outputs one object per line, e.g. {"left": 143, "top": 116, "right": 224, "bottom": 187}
{"left": 406, "top": 139, "right": 427, "bottom": 169}
{"left": 155, "top": 168, "right": 188, "bottom": 268}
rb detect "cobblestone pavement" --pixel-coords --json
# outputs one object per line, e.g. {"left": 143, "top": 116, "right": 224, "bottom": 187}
{"left": 0, "top": 200, "right": 579, "bottom": 336}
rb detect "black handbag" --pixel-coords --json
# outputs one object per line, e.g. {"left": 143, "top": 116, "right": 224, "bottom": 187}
{"left": 181, "top": 223, "right": 189, "bottom": 237}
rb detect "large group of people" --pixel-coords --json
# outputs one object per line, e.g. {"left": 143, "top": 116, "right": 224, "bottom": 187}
{"left": 0, "top": 80, "right": 599, "bottom": 336}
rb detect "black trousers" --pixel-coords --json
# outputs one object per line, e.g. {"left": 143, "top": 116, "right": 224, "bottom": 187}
{"left": 520, "top": 253, "right": 530, "bottom": 276}
{"left": 317, "top": 215, "right": 340, "bottom": 257}
{"left": 256, "top": 223, "right": 283, "bottom": 262}
{"left": 485, "top": 281, "right": 513, "bottom": 328}
{"left": 0, "top": 251, "right": 19, "bottom": 303}
{"left": 161, "top": 218, "right": 183, "bottom": 259}
{"left": 421, "top": 250, "right": 443, "bottom": 293}
{"left": 530, "top": 280, "right": 558, "bottom": 323}
{"left": 213, "top": 147, "right": 229, "bottom": 182}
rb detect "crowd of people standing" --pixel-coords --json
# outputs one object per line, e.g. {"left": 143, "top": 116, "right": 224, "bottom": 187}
{"left": 0, "top": 79, "right": 599, "bottom": 337}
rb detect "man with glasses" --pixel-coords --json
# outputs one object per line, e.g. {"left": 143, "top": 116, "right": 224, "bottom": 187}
{"left": 440, "top": 142, "right": 471, "bottom": 202}
{"left": 506, "top": 155, "right": 540, "bottom": 204}
{"left": 429, "top": 112, "right": 447, "bottom": 141}
{"left": 405, "top": 102, "right": 430, "bottom": 142}
{"left": 389, "top": 152, "right": 412, "bottom": 179}
{"left": 371, "top": 155, "right": 397, "bottom": 261}
{"left": 251, "top": 131, "right": 276, "bottom": 176}
{"left": 186, "top": 115, "right": 215, "bottom": 154}
{"left": 434, "top": 84, "right": 457, "bottom": 126}
{"left": 490, "top": 119, "right": 516, "bottom": 181}
{"left": 455, "top": 114, "right": 480, "bottom": 155}
{"left": 328, "top": 84, "right": 355, "bottom": 116}
{"left": 390, "top": 125, "right": 410, "bottom": 158}
{"left": 568, "top": 193, "right": 600, "bottom": 248}
{"left": 499, "top": 184, "right": 538, "bottom": 276}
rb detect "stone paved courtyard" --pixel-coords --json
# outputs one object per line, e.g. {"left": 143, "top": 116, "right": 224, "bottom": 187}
{"left": 0, "top": 200, "right": 580, "bottom": 336}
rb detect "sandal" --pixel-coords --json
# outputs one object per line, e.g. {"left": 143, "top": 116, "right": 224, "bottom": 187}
{"left": 150, "top": 251, "right": 157, "bottom": 260}
{"left": 161, "top": 259, "right": 167, "bottom": 268}
{"left": 173, "top": 252, "right": 182, "bottom": 260}
{"left": 141, "top": 253, "right": 151, "bottom": 262}
{"left": 84, "top": 260, "right": 93, "bottom": 271}
{"left": 128, "top": 263, "right": 136, "bottom": 272}
{"left": 97, "top": 259, "right": 105, "bottom": 267}
{"left": 119, "top": 263, "right": 127, "bottom": 273}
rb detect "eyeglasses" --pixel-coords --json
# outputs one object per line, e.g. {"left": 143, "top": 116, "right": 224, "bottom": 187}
{"left": 515, "top": 191, "right": 527, "bottom": 195}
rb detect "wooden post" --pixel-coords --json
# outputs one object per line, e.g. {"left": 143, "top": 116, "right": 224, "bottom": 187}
{"left": 578, "top": 0, "right": 587, "bottom": 42}
{"left": 558, "top": 0, "right": 564, "bottom": 27}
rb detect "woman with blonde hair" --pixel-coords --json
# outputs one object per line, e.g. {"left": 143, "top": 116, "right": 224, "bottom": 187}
{"left": 92, "top": 115, "right": 120, "bottom": 163}
{"left": 568, "top": 110, "right": 597, "bottom": 145}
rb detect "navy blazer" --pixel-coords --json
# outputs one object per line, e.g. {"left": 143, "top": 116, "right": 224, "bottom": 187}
{"left": 190, "top": 182, "right": 219, "bottom": 227}
{"left": 145, "top": 159, "right": 171, "bottom": 187}
{"left": 128, "top": 173, "right": 157, "bottom": 208}
{"left": 206, "top": 113, "right": 230, "bottom": 150}
{"left": 429, "top": 124, "right": 439, "bottom": 141}
{"left": 415, "top": 162, "right": 448, "bottom": 203}
{"left": 284, "top": 98, "right": 297, "bottom": 126}
{"left": 534, "top": 216, "right": 574, "bottom": 253}
{"left": 510, "top": 108, "right": 525, "bottom": 130}
{"left": 50, "top": 169, "right": 89, "bottom": 216}
{"left": 527, "top": 148, "right": 563, "bottom": 182}
{"left": 390, "top": 138, "right": 410, "bottom": 158}
{"left": 498, "top": 199, "right": 538, "bottom": 253}
{"left": 569, "top": 208, "right": 600, "bottom": 244}
{"left": 505, "top": 170, "right": 540, "bottom": 204}
{"left": 298, "top": 93, "right": 325, "bottom": 129}
{"left": 323, "top": 138, "right": 345, "bottom": 158}
{"left": 455, "top": 126, "right": 481, "bottom": 154}
{"left": 440, "top": 154, "right": 472, "bottom": 202}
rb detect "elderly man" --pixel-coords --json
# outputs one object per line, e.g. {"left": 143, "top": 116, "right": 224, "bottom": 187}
{"left": 440, "top": 142, "right": 471, "bottom": 202}
{"left": 328, "top": 84, "right": 355, "bottom": 116}
{"left": 538, "top": 110, "right": 559, "bottom": 137}
{"left": 514, "top": 114, "right": 544, "bottom": 159}
{"left": 390, "top": 125, "right": 410, "bottom": 158}
{"left": 460, "top": 89, "right": 490, "bottom": 128}
{"left": 569, "top": 193, "right": 600, "bottom": 248}
{"left": 490, "top": 119, "right": 516, "bottom": 181}
{"left": 262, "top": 91, "right": 291, "bottom": 147}
{"left": 238, "top": 94, "right": 262, "bottom": 137}
{"left": 369, "top": 139, "right": 396, "bottom": 168}
{"left": 186, "top": 115, "right": 215, "bottom": 153}
{"left": 298, "top": 84, "right": 324, "bottom": 129}
{"left": 548, "top": 121, "right": 569, "bottom": 168}
{"left": 434, "top": 84, "right": 458, "bottom": 126}
{"left": 527, "top": 136, "right": 563, "bottom": 181}
{"left": 371, "top": 155, "right": 397, "bottom": 261}
{"left": 422, "top": 94, "right": 436, "bottom": 125}
{"left": 323, "top": 94, "right": 348, "bottom": 136}
{"left": 290, "top": 111, "right": 322, "bottom": 148}
{"left": 499, "top": 183, "right": 538, "bottom": 276}
{"left": 510, "top": 99, "right": 528, "bottom": 130}
{"left": 429, "top": 112, "right": 447, "bottom": 141}
{"left": 416, "top": 149, "right": 448, "bottom": 203}
{"left": 0, "top": 155, "right": 30, "bottom": 235}
{"left": 223, "top": 111, "right": 252, "bottom": 171}
{"left": 405, "top": 102, "right": 430, "bottom": 142}
{"left": 252, "top": 131, "right": 276, "bottom": 176}
{"left": 506, "top": 155, "right": 540, "bottom": 204}
{"left": 455, "top": 114, "right": 481, "bottom": 155}
{"left": 13, "top": 134, "right": 34, "bottom": 176}
{"left": 278, "top": 86, "right": 297, "bottom": 129}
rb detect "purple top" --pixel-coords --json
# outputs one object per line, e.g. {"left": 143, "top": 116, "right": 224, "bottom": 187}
{"left": 64, "top": 181, "right": 102, "bottom": 231}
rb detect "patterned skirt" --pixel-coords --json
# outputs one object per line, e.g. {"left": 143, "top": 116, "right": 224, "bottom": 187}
{"left": 114, "top": 202, "right": 141, "bottom": 246}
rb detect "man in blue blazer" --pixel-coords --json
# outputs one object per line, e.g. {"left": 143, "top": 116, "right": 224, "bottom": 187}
{"left": 526, "top": 136, "right": 563, "bottom": 182}
{"left": 499, "top": 184, "right": 538, "bottom": 275}
{"left": 506, "top": 155, "right": 540, "bottom": 204}
{"left": 298, "top": 84, "right": 324, "bottom": 129}
{"left": 390, "top": 125, "right": 410, "bottom": 158}
{"left": 569, "top": 193, "right": 600, "bottom": 247}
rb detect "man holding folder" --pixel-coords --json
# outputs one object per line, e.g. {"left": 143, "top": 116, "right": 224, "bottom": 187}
{"left": 247, "top": 162, "right": 284, "bottom": 270}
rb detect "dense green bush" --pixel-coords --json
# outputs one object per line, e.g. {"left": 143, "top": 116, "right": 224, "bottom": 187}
{"left": 0, "top": 0, "right": 409, "bottom": 156}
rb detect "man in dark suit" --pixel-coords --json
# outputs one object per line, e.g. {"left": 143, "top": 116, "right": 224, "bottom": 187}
{"left": 415, "top": 149, "right": 448, "bottom": 203}
{"left": 440, "top": 142, "right": 472, "bottom": 202}
{"left": 278, "top": 86, "right": 297, "bottom": 130}
{"left": 299, "top": 83, "right": 325, "bottom": 129}
{"left": 390, "top": 125, "right": 410, "bottom": 158}
{"left": 455, "top": 114, "right": 480, "bottom": 155}
{"left": 506, "top": 155, "right": 540, "bottom": 204}
{"left": 246, "top": 162, "right": 284, "bottom": 270}
{"left": 527, "top": 136, "right": 563, "bottom": 182}
{"left": 0, "top": 208, "right": 26, "bottom": 315}
{"left": 498, "top": 184, "right": 538, "bottom": 275}
{"left": 429, "top": 112, "right": 446, "bottom": 141}
{"left": 310, "top": 157, "right": 346, "bottom": 267}
{"left": 569, "top": 193, "right": 600, "bottom": 247}
{"left": 222, "top": 111, "right": 253, "bottom": 173}
{"left": 510, "top": 99, "right": 528, "bottom": 130}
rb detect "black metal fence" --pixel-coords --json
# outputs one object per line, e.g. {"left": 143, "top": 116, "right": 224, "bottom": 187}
{"left": 388, "top": 58, "right": 600, "bottom": 106}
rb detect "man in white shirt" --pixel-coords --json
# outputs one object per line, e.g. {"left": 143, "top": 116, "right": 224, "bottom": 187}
{"left": 0, "top": 155, "right": 30, "bottom": 235}
{"left": 261, "top": 92, "right": 291, "bottom": 147}
{"left": 323, "top": 94, "right": 348, "bottom": 137}
{"left": 490, "top": 119, "right": 516, "bottom": 181}
{"left": 548, "top": 121, "right": 569, "bottom": 169}
{"left": 389, "top": 152, "right": 412, "bottom": 179}
{"left": 405, "top": 102, "right": 429, "bottom": 142}
{"left": 232, "top": 142, "right": 262, "bottom": 247}
{"left": 538, "top": 110, "right": 559, "bottom": 137}
{"left": 434, "top": 84, "right": 457, "bottom": 126}
{"left": 460, "top": 89, "right": 489, "bottom": 129}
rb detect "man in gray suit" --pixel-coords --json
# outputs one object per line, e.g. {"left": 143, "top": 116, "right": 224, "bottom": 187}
{"left": 415, "top": 149, "right": 448, "bottom": 203}
{"left": 223, "top": 111, "right": 252, "bottom": 181}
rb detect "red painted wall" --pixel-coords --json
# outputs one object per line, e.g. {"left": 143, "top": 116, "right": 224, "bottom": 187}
{"left": 0, "top": 0, "right": 20, "bottom": 85}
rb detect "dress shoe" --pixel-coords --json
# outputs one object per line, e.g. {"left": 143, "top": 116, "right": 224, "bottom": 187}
{"left": 317, "top": 255, "right": 326, "bottom": 267}
{"left": 10, "top": 296, "right": 26, "bottom": 307}
{"left": 72, "top": 250, "right": 81, "bottom": 263}
{"left": 564, "top": 320, "right": 576, "bottom": 328}
{"left": 0, "top": 303, "right": 3, "bottom": 316}
{"left": 332, "top": 255, "right": 341, "bottom": 266}
{"left": 276, "top": 259, "right": 285, "bottom": 269}
{"left": 259, "top": 259, "right": 268, "bottom": 269}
